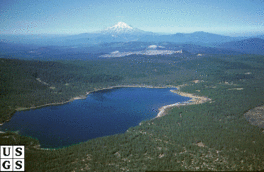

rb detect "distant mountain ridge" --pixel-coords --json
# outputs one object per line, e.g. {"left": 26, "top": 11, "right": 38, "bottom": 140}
{"left": 73, "top": 22, "right": 246, "bottom": 45}
{"left": 1, "top": 22, "right": 264, "bottom": 59}
{"left": 65, "top": 22, "right": 263, "bottom": 46}
{"left": 1, "top": 22, "right": 254, "bottom": 46}
{"left": 54, "top": 22, "right": 249, "bottom": 46}
{"left": 219, "top": 38, "right": 264, "bottom": 55}
{"left": 138, "top": 31, "right": 243, "bottom": 45}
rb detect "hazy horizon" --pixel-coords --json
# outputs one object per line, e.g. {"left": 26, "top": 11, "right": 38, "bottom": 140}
{"left": 0, "top": 23, "right": 263, "bottom": 38}
{"left": 1, "top": 0, "right": 264, "bottom": 37}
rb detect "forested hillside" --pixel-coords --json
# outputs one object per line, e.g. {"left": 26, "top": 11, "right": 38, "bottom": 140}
{"left": 1, "top": 53, "right": 264, "bottom": 171}
{"left": 0, "top": 53, "right": 199, "bottom": 123}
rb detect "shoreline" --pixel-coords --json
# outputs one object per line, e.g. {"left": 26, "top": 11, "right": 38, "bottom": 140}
{"left": 1, "top": 84, "right": 212, "bottom": 147}
{"left": 14, "top": 84, "right": 177, "bottom": 112}
{"left": 15, "top": 95, "right": 88, "bottom": 112}
{"left": 9, "top": 84, "right": 211, "bottom": 123}
{"left": 156, "top": 89, "right": 212, "bottom": 118}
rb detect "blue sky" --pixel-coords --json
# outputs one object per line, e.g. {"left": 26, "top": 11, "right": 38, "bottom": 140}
{"left": 1, "top": 0, "right": 263, "bottom": 36}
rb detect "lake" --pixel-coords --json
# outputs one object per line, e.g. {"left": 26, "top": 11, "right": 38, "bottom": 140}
{"left": 0, "top": 87, "right": 190, "bottom": 148}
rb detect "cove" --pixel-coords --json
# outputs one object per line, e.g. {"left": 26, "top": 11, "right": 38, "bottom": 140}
{"left": 1, "top": 87, "right": 190, "bottom": 148}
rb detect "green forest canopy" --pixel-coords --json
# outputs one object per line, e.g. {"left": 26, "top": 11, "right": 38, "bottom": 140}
{"left": 0, "top": 53, "right": 264, "bottom": 171}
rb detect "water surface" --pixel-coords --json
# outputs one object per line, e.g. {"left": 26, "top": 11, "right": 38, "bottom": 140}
{"left": 1, "top": 87, "right": 190, "bottom": 148}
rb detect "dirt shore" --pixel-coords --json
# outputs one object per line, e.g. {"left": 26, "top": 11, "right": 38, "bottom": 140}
{"left": 156, "top": 89, "right": 212, "bottom": 118}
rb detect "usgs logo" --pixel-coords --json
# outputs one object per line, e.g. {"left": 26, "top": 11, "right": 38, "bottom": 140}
{"left": 0, "top": 145, "right": 25, "bottom": 172}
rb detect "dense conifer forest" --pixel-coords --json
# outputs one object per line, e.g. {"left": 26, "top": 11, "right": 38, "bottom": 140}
{"left": 1, "top": 53, "right": 264, "bottom": 171}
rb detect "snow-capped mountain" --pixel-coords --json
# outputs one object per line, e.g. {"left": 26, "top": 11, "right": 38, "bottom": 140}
{"left": 88, "top": 22, "right": 152, "bottom": 42}
{"left": 101, "top": 22, "right": 147, "bottom": 35}
{"left": 103, "top": 22, "right": 133, "bottom": 33}
{"left": 1, "top": 22, "right": 250, "bottom": 47}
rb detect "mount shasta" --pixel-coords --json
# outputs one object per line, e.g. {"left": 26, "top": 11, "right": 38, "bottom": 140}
{"left": 61, "top": 22, "right": 247, "bottom": 46}
{"left": 1, "top": 22, "right": 264, "bottom": 59}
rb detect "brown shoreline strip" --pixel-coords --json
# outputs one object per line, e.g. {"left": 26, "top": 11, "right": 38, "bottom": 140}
{"left": 156, "top": 90, "right": 212, "bottom": 118}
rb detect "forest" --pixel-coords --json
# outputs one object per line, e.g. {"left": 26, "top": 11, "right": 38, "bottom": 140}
{"left": 0, "top": 53, "right": 264, "bottom": 171}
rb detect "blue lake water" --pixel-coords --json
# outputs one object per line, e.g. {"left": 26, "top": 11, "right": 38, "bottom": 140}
{"left": 1, "top": 87, "right": 190, "bottom": 148}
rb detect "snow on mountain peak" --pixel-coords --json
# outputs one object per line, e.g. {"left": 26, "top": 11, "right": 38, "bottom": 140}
{"left": 103, "top": 22, "right": 135, "bottom": 34}
{"left": 114, "top": 22, "right": 133, "bottom": 29}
